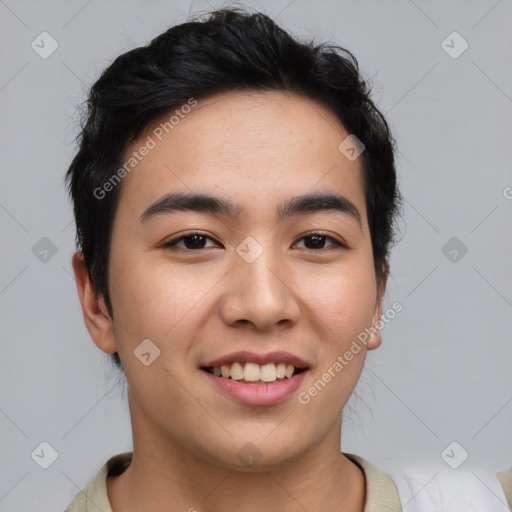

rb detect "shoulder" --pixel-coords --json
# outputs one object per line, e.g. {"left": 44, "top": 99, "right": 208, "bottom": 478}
{"left": 64, "top": 452, "right": 133, "bottom": 512}
{"left": 388, "top": 466, "right": 512, "bottom": 512}
{"left": 344, "top": 453, "right": 402, "bottom": 512}
{"left": 497, "top": 468, "right": 512, "bottom": 509}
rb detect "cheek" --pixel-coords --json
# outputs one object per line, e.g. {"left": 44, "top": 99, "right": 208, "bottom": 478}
{"left": 296, "top": 265, "right": 377, "bottom": 412}
{"left": 108, "top": 251, "right": 220, "bottom": 344}
{"left": 299, "top": 261, "right": 377, "bottom": 342}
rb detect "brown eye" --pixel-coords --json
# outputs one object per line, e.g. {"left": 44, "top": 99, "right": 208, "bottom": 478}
{"left": 163, "top": 232, "right": 220, "bottom": 251}
{"left": 295, "top": 233, "right": 345, "bottom": 251}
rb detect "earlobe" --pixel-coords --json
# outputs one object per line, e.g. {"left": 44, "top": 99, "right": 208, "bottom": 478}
{"left": 367, "top": 262, "right": 389, "bottom": 351}
{"left": 367, "top": 307, "right": 383, "bottom": 350}
{"left": 71, "top": 252, "right": 118, "bottom": 354}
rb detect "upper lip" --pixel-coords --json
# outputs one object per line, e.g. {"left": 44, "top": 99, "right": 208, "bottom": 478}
{"left": 201, "top": 350, "right": 310, "bottom": 369}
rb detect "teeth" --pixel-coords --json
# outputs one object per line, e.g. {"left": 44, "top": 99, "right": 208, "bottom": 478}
{"left": 209, "top": 362, "right": 302, "bottom": 382}
{"left": 260, "top": 363, "right": 276, "bottom": 382}
{"left": 231, "top": 361, "right": 244, "bottom": 380}
{"left": 244, "top": 362, "right": 260, "bottom": 382}
{"left": 221, "top": 364, "right": 230, "bottom": 378}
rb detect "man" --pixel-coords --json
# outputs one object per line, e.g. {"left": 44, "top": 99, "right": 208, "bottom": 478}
{"left": 65, "top": 7, "right": 402, "bottom": 511}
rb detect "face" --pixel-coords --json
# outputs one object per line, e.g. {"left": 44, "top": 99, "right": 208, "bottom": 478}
{"left": 76, "top": 90, "right": 386, "bottom": 470}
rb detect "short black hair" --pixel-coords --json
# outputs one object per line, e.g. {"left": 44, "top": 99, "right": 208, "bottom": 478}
{"left": 65, "top": 6, "right": 402, "bottom": 370}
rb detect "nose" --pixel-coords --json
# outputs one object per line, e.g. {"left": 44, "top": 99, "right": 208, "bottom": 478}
{"left": 218, "top": 248, "right": 301, "bottom": 332}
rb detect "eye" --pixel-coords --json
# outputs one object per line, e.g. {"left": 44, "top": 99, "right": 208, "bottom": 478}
{"left": 162, "top": 232, "right": 221, "bottom": 251}
{"left": 162, "top": 231, "right": 347, "bottom": 252}
{"left": 294, "top": 232, "right": 346, "bottom": 251}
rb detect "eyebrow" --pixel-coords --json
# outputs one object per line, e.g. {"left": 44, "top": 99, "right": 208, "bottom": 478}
{"left": 139, "top": 191, "right": 362, "bottom": 229}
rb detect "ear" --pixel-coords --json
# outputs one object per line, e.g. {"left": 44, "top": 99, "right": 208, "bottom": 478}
{"left": 367, "top": 261, "right": 389, "bottom": 351}
{"left": 71, "top": 251, "right": 117, "bottom": 354}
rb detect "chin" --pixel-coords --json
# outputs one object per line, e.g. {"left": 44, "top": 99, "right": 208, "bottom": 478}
{"left": 206, "top": 436, "right": 308, "bottom": 473}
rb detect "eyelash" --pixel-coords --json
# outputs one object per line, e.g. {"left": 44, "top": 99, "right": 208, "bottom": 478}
{"left": 162, "top": 231, "right": 347, "bottom": 252}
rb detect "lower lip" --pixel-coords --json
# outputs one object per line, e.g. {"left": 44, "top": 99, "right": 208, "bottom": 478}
{"left": 200, "top": 369, "right": 309, "bottom": 406}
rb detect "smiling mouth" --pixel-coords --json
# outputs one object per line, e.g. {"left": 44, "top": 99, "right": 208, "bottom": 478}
{"left": 201, "top": 362, "right": 308, "bottom": 384}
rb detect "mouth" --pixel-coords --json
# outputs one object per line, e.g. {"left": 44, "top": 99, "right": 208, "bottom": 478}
{"left": 201, "top": 362, "right": 308, "bottom": 384}
{"left": 200, "top": 359, "right": 310, "bottom": 406}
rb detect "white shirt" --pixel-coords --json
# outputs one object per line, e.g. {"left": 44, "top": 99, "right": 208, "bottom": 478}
{"left": 389, "top": 466, "right": 512, "bottom": 511}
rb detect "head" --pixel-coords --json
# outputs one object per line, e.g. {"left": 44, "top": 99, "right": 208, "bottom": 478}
{"left": 67, "top": 7, "right": 401, "bottom": 468}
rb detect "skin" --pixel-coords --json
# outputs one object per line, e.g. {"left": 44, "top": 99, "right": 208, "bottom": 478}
{"left": 72, "top": 90, "right": 388, "bottom": 512}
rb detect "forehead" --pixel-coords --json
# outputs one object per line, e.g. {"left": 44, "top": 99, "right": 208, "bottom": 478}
{"left": 116, "top": 90, "right": 367, "bottom": 224}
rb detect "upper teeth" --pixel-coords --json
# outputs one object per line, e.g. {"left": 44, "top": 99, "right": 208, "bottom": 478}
{"left": 212, "top": 362, "right": 299, "bottom": 382}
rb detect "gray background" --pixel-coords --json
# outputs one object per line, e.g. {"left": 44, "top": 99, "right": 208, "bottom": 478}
{"left": 1, "top": 0, "right": 511, "bottom": 510}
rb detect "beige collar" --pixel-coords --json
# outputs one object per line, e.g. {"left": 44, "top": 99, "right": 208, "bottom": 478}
{"left": 66, "top": 451, "right": 402, "bottom": 511}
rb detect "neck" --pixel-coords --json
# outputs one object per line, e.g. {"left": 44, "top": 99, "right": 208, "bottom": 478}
{"left": 107, "top": 410, "right": 366, "bottom": 512}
